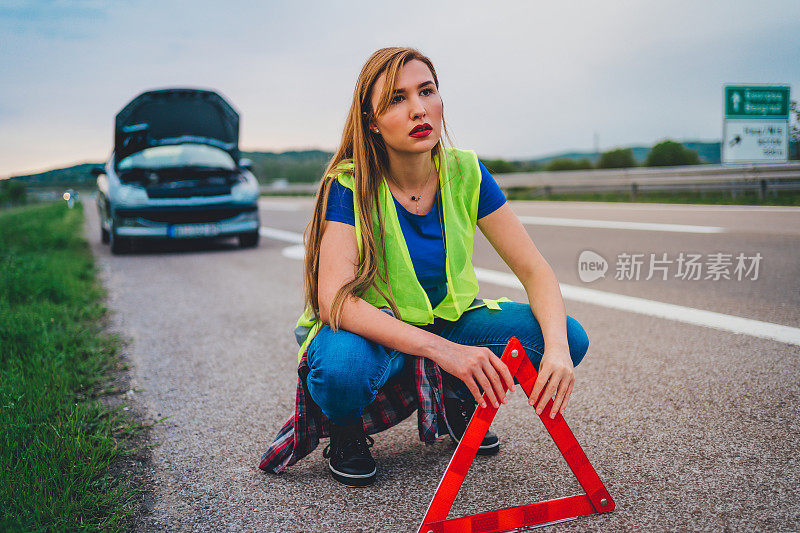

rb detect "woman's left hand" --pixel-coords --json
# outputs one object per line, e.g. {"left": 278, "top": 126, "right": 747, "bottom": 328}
{"left": 528, "top": 344, "right": 575, "bottom": 419}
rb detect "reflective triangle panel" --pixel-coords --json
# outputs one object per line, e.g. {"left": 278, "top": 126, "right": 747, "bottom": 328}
{"left": 417, "top": 337, "right": 615, "bottom": 533}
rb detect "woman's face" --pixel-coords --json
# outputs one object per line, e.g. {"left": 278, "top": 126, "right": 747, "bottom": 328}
{"left": 369, "top": 59, "right": 443, "bottom": 158}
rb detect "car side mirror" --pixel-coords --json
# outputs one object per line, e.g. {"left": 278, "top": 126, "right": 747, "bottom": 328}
{"left": 239, "top": 158, "right": 253, "bottom": 170}
{"left": 91, "top": 165, "right": 105, "bottom": 177}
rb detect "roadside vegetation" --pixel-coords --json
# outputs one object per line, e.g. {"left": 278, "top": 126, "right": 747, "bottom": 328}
{"left": 545, "top": 140, "right": 703, "bottom": 170}
{"left": 1, "top": 179, "right": 27, "bottom": 207}
{"left": 0, "top": 202, "right": 141, "bottom": 531}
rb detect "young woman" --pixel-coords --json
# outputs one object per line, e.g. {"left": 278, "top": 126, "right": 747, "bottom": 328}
{"left": 259, "top": 47, "right": 589, "bottom": 486}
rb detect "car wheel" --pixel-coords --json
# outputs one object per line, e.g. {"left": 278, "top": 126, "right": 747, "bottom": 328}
{"left": 238, "top": 231, "right": 259, "bottom": 248}
{"left": 109, "top": 221, "right": 131, "bottom": 255}
{"left": 101, "top": 225, "right": 110, "bottom": 244}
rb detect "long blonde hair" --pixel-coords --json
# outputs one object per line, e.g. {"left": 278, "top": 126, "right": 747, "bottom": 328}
{"left": 303, "top": 47, "right": 449, "bottom": 329}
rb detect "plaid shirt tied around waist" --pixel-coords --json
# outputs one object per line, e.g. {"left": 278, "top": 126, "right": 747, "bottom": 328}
{"left": 258, "top": 350, "right": 450, "bottom": 474}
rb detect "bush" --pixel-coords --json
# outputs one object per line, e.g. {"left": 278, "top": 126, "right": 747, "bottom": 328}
{"left": 481, "top": 159, "right": 517, "bottom": 174}
{"left": 545, "top": 158, "right": 594, "bottom": 171}
{"left": 0, "top": 179, "right": 27, "bottom": 206}
{"left": 645, "top": 140, "right": 701, "bottom": 166}
{"left": 598, "top": 148, "right": 636, "bottom": 169}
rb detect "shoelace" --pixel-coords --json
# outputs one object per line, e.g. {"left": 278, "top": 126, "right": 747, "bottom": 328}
{"left": 322, "top": 432, "right": 375, "bottom": 459}
{"left": 455, "top": 400, "right": 476, "bottom": 426}
{"left": 446, "top": 398, "right": 477, "bottom": 439}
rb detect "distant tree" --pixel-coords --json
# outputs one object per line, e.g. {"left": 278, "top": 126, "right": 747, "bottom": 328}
{"left": 645, "top": 140, "right": 701, "bottom": 166}
{"left": 517, "top": 161, "right": 543, "bottom": 172}
{"left": 546, "top": 158, "right": 594, "bottom": 171}
{"left": 244, "top": 150, "right": 332, "bottom": 183}
{"left": 0, "top": 179, "right": 27, "bottom": 206}
{"left": 481, "top": 158, "right": 517, "bottom": 174}
{"left": 598, "top": 148, "right": 636, "bottom": 169}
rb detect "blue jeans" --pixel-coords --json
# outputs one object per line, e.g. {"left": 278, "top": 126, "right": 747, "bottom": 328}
{"left": 305, "top": 301, "right": 590, "bottom": 425}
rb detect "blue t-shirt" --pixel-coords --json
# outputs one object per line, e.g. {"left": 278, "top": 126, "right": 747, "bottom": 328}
{"left": 325, "top": 160, "right": 506, "bottom": 308}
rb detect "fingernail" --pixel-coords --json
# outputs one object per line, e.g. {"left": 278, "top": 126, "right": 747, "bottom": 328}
{"left": 493, "top": 401, "right": 499, "bottom": 408}
{"left": 550, "top": 412, "right": 556, "bottom": 419}
{"left": 481, "top": 401, "right": 487, "bottom": 408}
{"left": 536, "top": 408, "right": 542, "bottom": 415}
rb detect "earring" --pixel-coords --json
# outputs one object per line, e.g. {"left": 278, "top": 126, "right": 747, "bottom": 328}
{"left": 374, "top": 128, "right": 380, "bottom": 134}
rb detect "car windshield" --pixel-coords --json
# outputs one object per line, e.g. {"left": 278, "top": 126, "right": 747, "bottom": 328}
{"left": 117, "top": 144, "right": 236, "bottom": 171}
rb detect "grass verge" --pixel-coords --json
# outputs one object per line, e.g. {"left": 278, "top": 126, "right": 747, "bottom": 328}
{"left": 1, "top": 202, "right": 142, "bottom": 531}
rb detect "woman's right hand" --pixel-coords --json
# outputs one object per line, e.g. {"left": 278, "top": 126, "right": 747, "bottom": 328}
{"left": 431, "top": 340, "right": 516, "bottom": 409}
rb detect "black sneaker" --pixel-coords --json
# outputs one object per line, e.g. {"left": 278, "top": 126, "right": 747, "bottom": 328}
{"left": 444, "top": 397, "right": 500, "bottom": 455}
{"left": 322, "top": 420, "right": 376, "bottom": 486}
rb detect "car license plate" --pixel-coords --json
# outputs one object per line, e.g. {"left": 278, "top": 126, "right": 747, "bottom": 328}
{"left": 168, "top": 223, "right": 221, "bottom": 238}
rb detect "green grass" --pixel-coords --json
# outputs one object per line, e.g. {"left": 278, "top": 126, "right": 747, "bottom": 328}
{"left": 1, "top": 202, "right": 139, "bottom": 531}
{"left": 504, "top": 189, "right": 800, "bottom": 206}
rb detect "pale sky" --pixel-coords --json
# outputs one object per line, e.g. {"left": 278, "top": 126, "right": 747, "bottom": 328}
{"left": 1, "top": 0, "right": 798, "bottom": 177}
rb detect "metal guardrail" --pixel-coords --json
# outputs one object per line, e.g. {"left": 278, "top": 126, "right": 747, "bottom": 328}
{"left": 260, "top": 183, "right": 318, "bottom": 195}
{"left": 257, "top": 162, "right": 800, "bottom": 198}
{"left": 494, "top": 162, "right": 800, "bottom": 198}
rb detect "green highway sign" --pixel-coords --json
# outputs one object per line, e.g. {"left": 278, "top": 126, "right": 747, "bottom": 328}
{"left": 724, "top": 85, "right": 790, "bottom": 118}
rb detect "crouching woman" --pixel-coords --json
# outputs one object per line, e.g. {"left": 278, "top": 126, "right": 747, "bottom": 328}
{"left": 259, "top": 47, "right": 589, "bottom": 486}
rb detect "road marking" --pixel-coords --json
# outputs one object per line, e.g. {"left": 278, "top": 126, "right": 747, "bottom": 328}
{"left": 259, "top": 226, "right": 303, "bottom": 243}
{"left": 517, "top": 216, "right": 725, "bottom": 233}
{"left": 257, "top": 199, "right": 302, "bottom": 211}
{"left": 259, "top": 226, "right": 800, "bottom": 347}
{"left": 511, "top": 202, "right": 800, "bottom": 213}
{"left": 474, "top": 267, "right": 800, "bottom": 346}
{"left": 282, "top": 244, "right": 305, "bottom": 260}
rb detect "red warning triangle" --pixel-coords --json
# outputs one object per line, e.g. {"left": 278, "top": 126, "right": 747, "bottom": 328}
{"left": 418, "top": 337, "right": 615, "bottom": 533}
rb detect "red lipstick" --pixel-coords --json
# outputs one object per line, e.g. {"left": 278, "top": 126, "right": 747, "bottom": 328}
{"left": 410, "top": 123, "right": 432, "bottom": 138}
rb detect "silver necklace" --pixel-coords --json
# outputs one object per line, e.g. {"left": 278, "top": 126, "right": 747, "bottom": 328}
{"left": 390, "top": 163, "right": 436, "bottom": 214}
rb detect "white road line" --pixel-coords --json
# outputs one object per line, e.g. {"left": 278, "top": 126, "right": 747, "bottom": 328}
{"left": 257, "top": 200, "right": 302, "bottom": 211}
{"left": 510, "top": 202, "right": 800, "bottom": 212}
{"left": 474, "top": 267, "right": 800, "bottom": 347}
{"left": 259, "top": 226, "right": 304, "bottom": 243}
{"left": 258, "top": 197, "right": 800, "bottom": 212}
{"left": 517, "top": 216, "right": 725, "bottom": 234}
{"left": 259, "top": 225, "right": 800, "bottom": 347}
{"left": 282, "top": 244, "right": 305, "bottom": 260}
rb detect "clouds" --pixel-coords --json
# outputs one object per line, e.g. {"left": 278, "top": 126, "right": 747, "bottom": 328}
{"left": 1, "top": 1, "right": 798, "bottom": 176}
{"left": 1, "top": 0, "right": 111, "bottom": 40}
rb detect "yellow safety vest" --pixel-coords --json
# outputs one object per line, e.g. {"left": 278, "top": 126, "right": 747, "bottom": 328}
{"left": 295, "top": 147, "right": 509, "bottom": 362}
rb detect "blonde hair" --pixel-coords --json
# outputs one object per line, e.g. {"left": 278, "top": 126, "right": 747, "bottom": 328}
{"left": 302, "top": 47, "right": 450, "bottom": 329}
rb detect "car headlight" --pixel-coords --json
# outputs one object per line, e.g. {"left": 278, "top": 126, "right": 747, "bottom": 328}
{"left": 231, "top": 180, "right": 258, "bottom": 202}
{"left": 114, "top": 183, "right": 149, "bottom": 206}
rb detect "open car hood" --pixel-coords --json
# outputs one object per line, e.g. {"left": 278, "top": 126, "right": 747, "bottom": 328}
{"left": 114, "top": 88, "right": 239, "bottom": 167}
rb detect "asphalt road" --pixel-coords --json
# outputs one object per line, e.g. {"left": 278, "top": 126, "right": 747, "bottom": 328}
{"left": 83, "top": 197, "right": 800, "bottom": 532}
